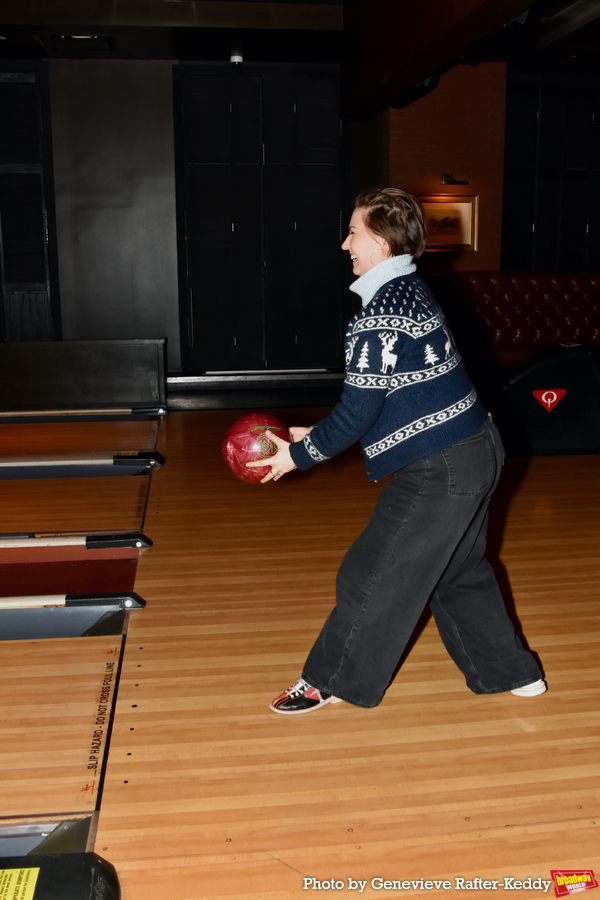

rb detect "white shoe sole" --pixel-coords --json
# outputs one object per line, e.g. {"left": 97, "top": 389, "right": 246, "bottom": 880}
{"left": 511, "top": 679, "right": 547, "bottom": 696}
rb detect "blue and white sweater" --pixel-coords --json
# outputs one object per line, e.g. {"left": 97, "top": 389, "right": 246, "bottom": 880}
{"left": 289, "top": 255, "right": 486, "bottom": 481}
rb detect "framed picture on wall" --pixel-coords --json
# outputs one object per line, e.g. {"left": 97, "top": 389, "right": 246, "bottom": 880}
{"left": 417, "top": 194, "right": 479, "bottom": 252}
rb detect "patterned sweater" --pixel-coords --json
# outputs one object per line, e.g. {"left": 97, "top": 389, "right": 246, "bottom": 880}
{"left": 289, "top": 258, "right": 486, "bottom": 481}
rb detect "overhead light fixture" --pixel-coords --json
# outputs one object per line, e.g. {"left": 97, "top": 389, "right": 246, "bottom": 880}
{"left": 50, "top": 35, "right": 115, "bottom": 51}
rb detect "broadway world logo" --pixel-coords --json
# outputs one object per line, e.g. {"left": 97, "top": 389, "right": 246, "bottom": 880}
{"left": 551, "top": 870, "right": 598, "bottom": 897}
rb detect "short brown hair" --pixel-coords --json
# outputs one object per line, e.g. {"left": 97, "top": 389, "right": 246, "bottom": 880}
{"left": 354, "top": 188, "right": 428, "bottom": 259}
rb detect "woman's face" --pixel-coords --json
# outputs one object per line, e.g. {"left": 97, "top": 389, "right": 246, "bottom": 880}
{"left": 342, "top": 207, "right": 390, "bottom": 277}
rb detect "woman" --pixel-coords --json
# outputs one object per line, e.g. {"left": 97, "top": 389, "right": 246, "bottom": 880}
{"left": 248, "top": 188, "right": 545, "bottom": 714}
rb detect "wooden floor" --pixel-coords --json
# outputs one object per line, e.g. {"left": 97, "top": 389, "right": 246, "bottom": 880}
{"left": 4, "top": 408, "right": 599, "bottom": 898}
{"left": 88, "top": 410, "right": 600, "bottom": 899}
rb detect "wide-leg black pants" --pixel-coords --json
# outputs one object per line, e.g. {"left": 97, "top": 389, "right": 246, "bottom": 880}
{"left": 303, "top": 416, "right": 541, "bottom": 707}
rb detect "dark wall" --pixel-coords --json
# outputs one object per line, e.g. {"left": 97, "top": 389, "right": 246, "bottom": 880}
{"left": 346, "top": 112, "right": 386, "bottom": 200}
{"left": 49, "top": 60, "right": 181, "bottom": 370}
{"left": 0, "top": 65, "right": 60, "bottom": 341}
{"left": 386, "top": 62, "right": 507, "bottom": 274}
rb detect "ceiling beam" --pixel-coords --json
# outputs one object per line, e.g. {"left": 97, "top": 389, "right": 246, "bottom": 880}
{"left": 536, "top": 0, "right": 600, "bottom": 49}
{"left": 343, "top": 0, "right": 533, "bottom": 118}
{"left": 0, "top": 0, "right": 343, "bottom": 32}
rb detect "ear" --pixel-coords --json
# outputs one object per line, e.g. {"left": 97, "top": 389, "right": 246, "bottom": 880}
{"left": 379, "top": 238, "right": 391, "bottom": 258}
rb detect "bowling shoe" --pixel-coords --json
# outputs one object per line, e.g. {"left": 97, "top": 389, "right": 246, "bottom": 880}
{"left": 270, "top": 677, "right": 343, "bottom": 714}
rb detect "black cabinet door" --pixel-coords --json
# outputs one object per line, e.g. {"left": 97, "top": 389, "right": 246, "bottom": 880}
{"left": 176, "top": 66, "right": 343, "bottom": 373}
{"left": 263, "top": 75, "right": 343, "bottom": 370}
{"left": 182, "top": 75, "right": 264, "bottom": 371}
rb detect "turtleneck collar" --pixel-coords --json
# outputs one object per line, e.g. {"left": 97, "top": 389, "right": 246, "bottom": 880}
{"left": 349, "top": 254, "right": 416, "bottom": 307}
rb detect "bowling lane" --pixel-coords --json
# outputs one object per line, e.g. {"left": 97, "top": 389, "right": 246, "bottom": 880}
{"left": 0, "top": 636, "right": 123, "bottom": 816}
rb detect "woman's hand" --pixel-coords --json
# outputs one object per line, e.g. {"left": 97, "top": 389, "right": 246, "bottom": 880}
{"left": 246, "top": 430, "right": 298, "bottom": 483}
{"left": 289, "top": 425, "right": 313, "bottom": 443}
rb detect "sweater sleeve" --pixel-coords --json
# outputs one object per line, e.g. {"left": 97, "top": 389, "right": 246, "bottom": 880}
{"left": 289, "top": 325, "right": 393, "bottom": 470}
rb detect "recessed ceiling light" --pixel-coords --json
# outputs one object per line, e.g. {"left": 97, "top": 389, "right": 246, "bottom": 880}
{"left": 51, "top": 34, "right": 115, "bottom": 51}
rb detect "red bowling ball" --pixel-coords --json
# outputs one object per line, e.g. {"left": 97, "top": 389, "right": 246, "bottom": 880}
{"left": 222, "top": 413, "right": 291, "bottom": 483}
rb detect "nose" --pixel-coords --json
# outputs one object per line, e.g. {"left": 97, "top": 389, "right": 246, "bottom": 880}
{"left": 341, "top": 234, "right": 350, "bottom": 250}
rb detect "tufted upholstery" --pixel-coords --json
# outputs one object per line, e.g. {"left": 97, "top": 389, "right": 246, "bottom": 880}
{"left": 453, "top": 272, "right": 600, "bottom": 368}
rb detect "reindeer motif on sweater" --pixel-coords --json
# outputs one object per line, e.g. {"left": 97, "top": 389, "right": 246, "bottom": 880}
{"left": 378, "top": 333, "right": 398, "bottom": 374}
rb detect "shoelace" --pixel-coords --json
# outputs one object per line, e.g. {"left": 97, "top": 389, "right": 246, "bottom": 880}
{"left": 285, "top": 678, "right": 311, "bottom": 697}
